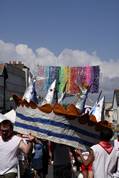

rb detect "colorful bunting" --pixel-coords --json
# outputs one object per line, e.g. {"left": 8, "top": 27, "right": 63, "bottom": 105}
{"left": 36, "top": 65, "right": 100, "bottom": 95}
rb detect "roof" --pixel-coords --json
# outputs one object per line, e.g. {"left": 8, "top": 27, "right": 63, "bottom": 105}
{"left": 113, "top": 89, "right": 119, "bottom": 107}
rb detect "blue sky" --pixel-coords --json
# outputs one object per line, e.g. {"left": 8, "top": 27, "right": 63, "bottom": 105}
{"left": 0, "top": 0, "right": 119, "bottom": 59}
{"left": 0, "top": 0, "right": 119, "bottom": 102}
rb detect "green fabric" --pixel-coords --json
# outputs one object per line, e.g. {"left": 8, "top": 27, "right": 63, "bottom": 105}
{"left": 0, "top": 173, "right": 17, "bottom": 178}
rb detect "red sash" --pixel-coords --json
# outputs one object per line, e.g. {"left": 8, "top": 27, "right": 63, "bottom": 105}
{"left": 99, "top": 141, "right": 113, "bottom": 154}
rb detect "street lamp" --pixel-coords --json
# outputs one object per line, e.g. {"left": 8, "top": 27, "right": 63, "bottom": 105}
{"left": 0, "top": 66, "right": 8, "bottom": 113}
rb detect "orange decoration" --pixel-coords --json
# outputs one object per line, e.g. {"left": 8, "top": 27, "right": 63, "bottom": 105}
{"left": 53, "top": 103, "right": 66, "bottom": 115}
{"left": 89, "top": 115, "right": 97, "bottom": 122}
{"left": 29, "top": 101, "right": 37, "bottom": 109}
{"left": 65, "top": 104, "right": 80, "bottom": 118}
{"left": 39, "top": 104, "right": 53, "bottom": 113}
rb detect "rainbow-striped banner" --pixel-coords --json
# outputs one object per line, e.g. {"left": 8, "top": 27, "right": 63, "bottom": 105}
{"left": 36, "top": 65, "right": 100, "bottom": 94}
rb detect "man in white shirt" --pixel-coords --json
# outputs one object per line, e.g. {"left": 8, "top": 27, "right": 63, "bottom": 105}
{"left": 0, "top": 119, "right": 34, "bottom": 178}
{"left": 76, "top": 127, "right": 119, "bottom": 178}
{"left": 113, "top": 132, "right": 119, "bottom": 178}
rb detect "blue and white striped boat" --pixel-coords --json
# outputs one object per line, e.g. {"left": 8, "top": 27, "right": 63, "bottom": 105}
{"left": 14, "top": 104, "right": 100, "bottom": 150}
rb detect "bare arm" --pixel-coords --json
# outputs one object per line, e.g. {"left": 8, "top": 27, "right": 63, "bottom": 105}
{"left": 76, "top": 148, "right": 94, "bottom": 166}
{"left": 19, "top": 133, "right": 35, "bottom": 154}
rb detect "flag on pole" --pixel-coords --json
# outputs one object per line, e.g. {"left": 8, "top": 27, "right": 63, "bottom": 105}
{"left": 58, "top": 81, "right": 67, "bottom": 104}
{"left": 41, "top": 79, "right": 56, "bottom": 105}
{"left": 75, "top": 84, "right": 90, "bottom": 113}
{"left": 89, "top": 96, "right": 105, "bottom": 122}
{"left": 23, "top": 79, "right": 38, "bottom": 104}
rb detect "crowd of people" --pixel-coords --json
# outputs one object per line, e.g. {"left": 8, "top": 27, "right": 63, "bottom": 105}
{"left": 0, "top": 119, "right": 119, "bottom": 178}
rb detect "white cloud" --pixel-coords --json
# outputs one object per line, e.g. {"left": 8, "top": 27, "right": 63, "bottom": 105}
{"left": 100, "top": 60, "right": 119, "bottom": 78}
{"left": 0, "top": 40, "right": 17, "bottom": 60}
{"left": 36, "top": 48, "right": 57, "bottom": 66}
{"left": 16, "top": 44, "right": 35, "bottom": 58}
{"left": 58, "top": 49, "right": 101, "bottom": 66}
{"left": 0, "top": 40, "right": 119, "bottom": 102}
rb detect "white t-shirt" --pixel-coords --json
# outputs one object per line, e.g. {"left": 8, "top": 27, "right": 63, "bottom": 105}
{"left": 91, "top": 144, "right": 118, "bottom": 178}
{"left": 113, "top": 139, "right": 119, "bottom": 177}
{"left": 0, "top": 135, "right": 22, "bottom": 175}
{"left": 114, "top": 139, "right": 119, "bottom": 151}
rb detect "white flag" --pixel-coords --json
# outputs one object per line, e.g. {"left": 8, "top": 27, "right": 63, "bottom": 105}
{"left": 90, "top": 96, "right": 105, "bottom": 122}
{"left": 41, "top": 80, "right": 56, "bottom": 105}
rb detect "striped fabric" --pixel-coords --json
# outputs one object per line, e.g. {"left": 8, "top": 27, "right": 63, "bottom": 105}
{"left": 58, "top": 66, "right": 69, "bottom": 93}
{"left": 36, "top": 65, "right": 100, "bottom": 94}
{"left": 14, "top": 106, "right": 100, "bottom": 150}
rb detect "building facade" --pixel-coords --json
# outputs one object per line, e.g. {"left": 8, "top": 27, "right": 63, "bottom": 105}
{"left": 105, "top": 89, "right": 119, "bottom": 130}
{"left": 0, "top": 61, "right": 30, "bottom": 113}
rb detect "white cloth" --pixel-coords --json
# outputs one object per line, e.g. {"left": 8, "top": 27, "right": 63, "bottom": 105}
{"left": 91, "top": 144, "right": 118, "bottom": 178}
{"left": 0, "top": 135, "right": 22, "bottom": 175}
{"left": 82, "top": 151, "right": 89, "bottom": 160}
{"left": 113, "top": 172, "right": 119, "bottom": 178}
{"left": 114, "top": 139, "right": 119, "bottom": 151}
{"left": 113, "top": 139, "right": 119, "bottom": 177}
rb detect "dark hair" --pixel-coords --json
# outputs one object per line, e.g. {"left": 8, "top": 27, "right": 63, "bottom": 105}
{"left": 100, "top": 127, "right": 114, "bottom": 141}
{"left": 1, "top": 119, "right": 13, "bottom": 131}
